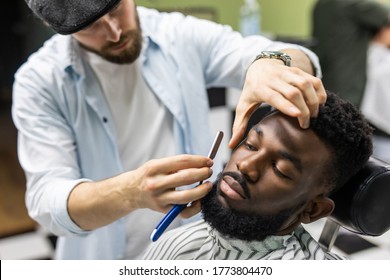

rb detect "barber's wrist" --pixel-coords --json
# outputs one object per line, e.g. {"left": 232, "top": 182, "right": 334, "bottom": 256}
{"left": 253, "top": 51, "right": 292, "bottom": 66}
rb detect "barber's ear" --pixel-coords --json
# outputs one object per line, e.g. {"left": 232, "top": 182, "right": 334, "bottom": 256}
{"left": 300, "top": 196, "right": 335, "bottom": 224}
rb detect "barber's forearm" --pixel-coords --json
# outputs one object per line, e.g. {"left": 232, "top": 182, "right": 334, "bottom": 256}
{"left": 67, "top": 173, "right": 137, "bottom": 230}
{"left": 281, "top": 48, "right": 315, "bottom": 75}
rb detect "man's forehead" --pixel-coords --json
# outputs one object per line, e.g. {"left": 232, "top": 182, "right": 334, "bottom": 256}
{"left": 253, "top": 111, "right": 304, "bottom": 139}
{"left": 254, "top": 111, "right": 330, "bottom": 164}
{"left": 257, "top": 110, "right": 299, "bottom": 127}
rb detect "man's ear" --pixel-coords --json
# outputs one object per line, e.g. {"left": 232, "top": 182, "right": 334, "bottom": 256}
{"left": 300, "top": 196, "right": 335, "bottom": 224}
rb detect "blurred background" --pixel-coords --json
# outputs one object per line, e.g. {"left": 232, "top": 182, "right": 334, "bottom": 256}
{"left": 1, "top": 0, "right": 389, "bottom": 259}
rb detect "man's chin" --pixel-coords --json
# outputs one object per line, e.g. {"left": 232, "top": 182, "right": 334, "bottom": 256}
{"left": 201, "top": 182, "right": 292, "bottom": 242}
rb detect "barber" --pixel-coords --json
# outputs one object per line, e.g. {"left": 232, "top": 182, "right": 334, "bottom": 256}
{"left": 13, "top": 0, "right": 326, "bottom": 259}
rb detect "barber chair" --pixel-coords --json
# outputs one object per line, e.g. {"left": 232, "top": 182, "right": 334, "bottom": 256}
{"left": 319, "top": 157, "right": 390, "bottom": 251}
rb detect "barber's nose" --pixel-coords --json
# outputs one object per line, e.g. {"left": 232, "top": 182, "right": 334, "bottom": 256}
{"left": 102, "top": 15, "right": 122, "bottom": 42}
{"left": 236, "top": 153, "right": 264, "bottom": 183}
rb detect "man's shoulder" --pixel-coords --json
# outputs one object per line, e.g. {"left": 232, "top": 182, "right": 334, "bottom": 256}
{"left": 28, "top": 34, "right": 71, "bottom": 60}
{"left": 15, "top": 34, "right": 76, "bottom": 87}
{"left": 16, "top": 35, "right": 72, "bottom": 75}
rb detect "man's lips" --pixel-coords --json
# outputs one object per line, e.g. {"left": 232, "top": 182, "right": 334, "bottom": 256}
{"left": 220, "top": 176, "right": 247, "bottom": 200}
{"left": 110, "top": 37, "right": 130, "bottom": 51}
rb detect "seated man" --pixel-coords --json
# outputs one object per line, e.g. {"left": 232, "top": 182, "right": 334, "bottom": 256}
{"left": 142, "top": 91, "right": 373, "bottom": 260}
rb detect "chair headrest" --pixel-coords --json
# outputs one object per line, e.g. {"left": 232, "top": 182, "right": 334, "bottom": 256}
{"left": 329, "top": 157, "right": 390, "bottom": 236}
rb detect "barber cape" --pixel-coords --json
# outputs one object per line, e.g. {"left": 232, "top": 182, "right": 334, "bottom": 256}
{"left": 143, "top": 220, "right": 345, "bottom": 260}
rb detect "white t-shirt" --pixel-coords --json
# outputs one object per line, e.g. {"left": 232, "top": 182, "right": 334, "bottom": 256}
{"left": 83, "top": 49, "right": 182, "bottom": 259}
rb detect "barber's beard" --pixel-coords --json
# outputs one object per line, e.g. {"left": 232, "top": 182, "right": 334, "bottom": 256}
{"left": 82, "top": 14, "right": 143, "bottom": 64}
{"left": 99, "top": 27, "right": 143, "bottom": 64}
{"left": 201, "top": 173, "right": 293, "bottom": 242}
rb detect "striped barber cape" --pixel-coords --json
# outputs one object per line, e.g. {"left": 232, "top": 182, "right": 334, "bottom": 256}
{"left": 142, "top": 220, "right": 345, "bottom": 260}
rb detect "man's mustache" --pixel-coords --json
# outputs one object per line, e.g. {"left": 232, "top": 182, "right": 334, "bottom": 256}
{"left": 103, "top": 29, "right": 138, "bottom": 50}
{"left": 218, "top": 171, "right": 251, "bottom": 199}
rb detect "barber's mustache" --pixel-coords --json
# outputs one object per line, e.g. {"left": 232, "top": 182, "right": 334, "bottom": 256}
{"left": 104, "top": 30, "right": 139, "bottom": 50}
{"left": 217, "top": 171, "right": 251, "bottom": 199}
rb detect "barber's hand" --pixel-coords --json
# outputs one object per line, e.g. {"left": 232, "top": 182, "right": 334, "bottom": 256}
{"left": 68, "top": 154, "right": 213, "bottom": 230}
{"left": 229, "top": 58, "right": 327, "bottom": 149}
{"left": 131, "top": 154, "right": 214, "bottom": 218}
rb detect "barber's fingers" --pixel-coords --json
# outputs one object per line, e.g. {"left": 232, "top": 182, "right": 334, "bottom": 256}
{"left": 134, "top": 155, "right": 214, "bottom": 210}
{"left": 157, "top": 200, "right": 202, "bottom": 219}
{"left": 180, "top": 200, "right": 202, "bottom": 218}
{"left": 156, "top": 181, "right": 213, "bottom": 214}
{"left": 230, "top": 83, "right": 301, "bottom": 149}
{"left": 139, "top": 155, "right": 213, "bottom": 193}
{"left": 229, "top": 99, "right": 260, "bottom": 149}
{"left": 267, "top": 77, "right": 313, "bottom": 128}
{"left": 141, "top": 154, "right": 213, "bottom": 176}
{"left": 147, "top": 167, "right": 213, "bottom": 192}
{"left": 282, "top": 68, "right": 326, "bottom": 117}
{"left": 272, "top": 69, "right": 326, "bottom": 128}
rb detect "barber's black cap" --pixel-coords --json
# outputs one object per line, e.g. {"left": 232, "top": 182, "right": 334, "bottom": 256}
{"left": 25, "top": 0, "right": 121, "bottom": 35}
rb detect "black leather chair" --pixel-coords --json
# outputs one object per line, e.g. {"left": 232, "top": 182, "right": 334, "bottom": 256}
{"left": 319, "top": 157, "right": 390, "bottom": 250}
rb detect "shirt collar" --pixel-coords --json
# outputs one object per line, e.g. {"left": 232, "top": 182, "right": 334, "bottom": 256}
{"left": 60, "top": 32, "right": 159, "bottom": 79}
{"left": 51, "top": 34, "right": 86, "bottom": 78}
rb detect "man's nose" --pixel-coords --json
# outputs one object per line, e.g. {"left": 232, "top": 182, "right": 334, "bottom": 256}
{"left": 101, "top": 15, "right": 122, "bottom": 42}
{"left": 236, "top": 152, "right": 265, "bottom": 183}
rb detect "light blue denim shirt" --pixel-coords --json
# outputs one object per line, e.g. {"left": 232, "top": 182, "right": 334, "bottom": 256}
{"left": 12, "top": 7, "right": 321, "bottom": 259}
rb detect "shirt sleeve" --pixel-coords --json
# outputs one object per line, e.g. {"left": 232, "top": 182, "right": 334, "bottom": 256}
{"left": 12, "top": 61, "right": 91, "bottom": 236}
{"left": 194, "top": 17, "right": 322, "bottom": 83}
{"left": 159, "top": 12, "right": 322, "bottom": 89}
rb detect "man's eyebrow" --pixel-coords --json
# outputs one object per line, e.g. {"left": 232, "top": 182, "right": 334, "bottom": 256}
{"left": 254, "top": 125, "right": 302, "bottom": 173}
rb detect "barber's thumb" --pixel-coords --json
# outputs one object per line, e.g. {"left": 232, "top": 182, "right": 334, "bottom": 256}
{"left": 180, "top": 200, "right": 201, "bottom": 219}
{"left": 229, "top": 122, "right": 246, "bottom": 149}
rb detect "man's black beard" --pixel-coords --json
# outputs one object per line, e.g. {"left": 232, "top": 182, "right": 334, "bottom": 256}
{"left": 201, "top": 172, "right": 294, "bottom": 242}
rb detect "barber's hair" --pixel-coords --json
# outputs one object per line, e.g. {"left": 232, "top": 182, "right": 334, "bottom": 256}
{"left": 310, "top": 91, "right": 373, "bottom": 193}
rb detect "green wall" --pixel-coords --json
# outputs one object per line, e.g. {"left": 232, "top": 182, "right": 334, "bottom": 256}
{"left": 260, "top": 0, "right": 316, "bottom": 38}
{"left": 138, "top": 0, "right": 390, "bottom": 38}
{"left": 137, "top": 0, "right": 242, "bottom": 30}
{"left": 137, "top": 0, "right": 317, "bottom": 38}
{"left": 261, "top": 0, "right": 390, "bottom": 37}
